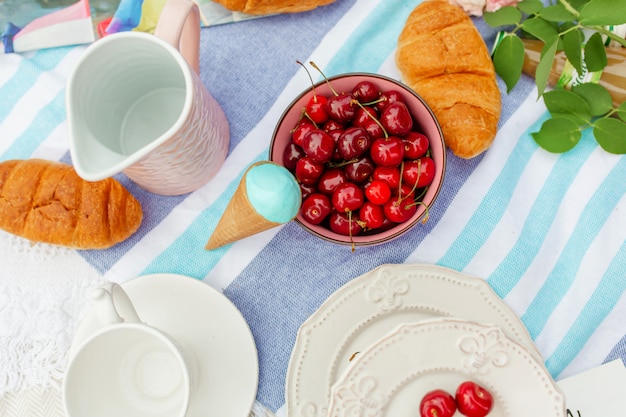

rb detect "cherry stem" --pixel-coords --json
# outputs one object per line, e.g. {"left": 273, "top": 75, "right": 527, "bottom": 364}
{"left": 417, "top": 201, "right": 430, "bottom": 224}
{"left": 361, "top": 96, "right": 386, "bottom": 106}
{"left": 296, "top": 60, "right": 320, "bottom": 102}
{"left": 327, "top": 158, "right": 359, "bottom": 168}
{"left": 309, "top": 61, "right": 339, "bottom": 97}
{"left": 300, "top": 107, "right": 320, "bottom": 128}
{"left": 347, "top": 210, "right": 356, "bottom": 252}
{"left": 351, "top": 99, "right": 388, "bottom": 139}
{"left": 396, "top": 159, "right": 429, "bottom": 204}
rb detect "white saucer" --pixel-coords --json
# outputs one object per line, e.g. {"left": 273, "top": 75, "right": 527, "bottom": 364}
{"left": 285, "top": 264, "right": 541, "bottom": 417}
{"left": 69, "top": 274, "right": 259, "bottom": 417}
{"left": 327, "top": 318, "right": 565, "bottom": 417}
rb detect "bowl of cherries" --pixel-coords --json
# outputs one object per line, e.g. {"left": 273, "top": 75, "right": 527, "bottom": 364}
{"left": 269, "top": 69, "right": 446, "bottom": 248}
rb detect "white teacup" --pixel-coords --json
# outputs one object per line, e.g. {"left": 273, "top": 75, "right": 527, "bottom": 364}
{"left": 63, "top": 283, "right": 197, "bottom": 417}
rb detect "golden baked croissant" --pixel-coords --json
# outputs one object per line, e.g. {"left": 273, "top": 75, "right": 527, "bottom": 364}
{"left": 396, "top": 0, "right": 501, "bottom": 159}
{"left": 0, "top": 159, "right": 142, "bottom": 249}
{"left": 212, "top": 0, "right": 336, "bottom": 15}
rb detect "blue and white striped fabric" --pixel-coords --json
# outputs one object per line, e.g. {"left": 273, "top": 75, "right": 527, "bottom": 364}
{"left": 1, "top": 0, "right": 626, "bottom": 413}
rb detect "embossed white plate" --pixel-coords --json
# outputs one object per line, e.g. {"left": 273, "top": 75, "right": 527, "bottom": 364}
{"left": 327, "top": 318, "right": 565, "bottom": 417}
{"left": 285, "top": 264, "right": 541, "bottom": 417}
{"left": 69, "top": 274, "right": 259, "bottom": 417}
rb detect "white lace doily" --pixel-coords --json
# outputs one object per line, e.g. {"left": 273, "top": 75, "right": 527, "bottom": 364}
{"left": 0, "top": 230, "right": 106, "bottom": 394}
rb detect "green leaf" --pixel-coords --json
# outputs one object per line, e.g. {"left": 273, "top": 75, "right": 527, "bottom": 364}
{"left": 571, "top": 83, "right": 614, "bottom": 116}
{"left": 562, "top": 30, "right": 584, "bottom": 75}
{"left": 484, "top": 6, "right": 522, "bottom": 27}
{"left": 493, "top": 35, "right": 525, "bottom": 92}
{"left": 520, "top": 16, "right": 559, "bottom": 43}
{"left": 535, "top": 38, "right": 559, "bottom": 96}
{"left": 517, "top": 0, "right": 544, "bottom": 15}
{"left": 543, "top": 89, "right": 592, "bottom": 124}
{"left": 579, "top": 0, "right": 626, "bottom": 25}
{"left": 594, "top": 118, "right": 626, "bottom": 154}
{"left": 584, "top": 32, "right": 608, "bottom": 72}
{"left": 532, "top": 117, "right": 582, "bottom": 153}
{"left": 617, "top": 102, "right": 626, "bottom": 122}
{"left": 539, "top": 4, "right": 577, "bottom": 22}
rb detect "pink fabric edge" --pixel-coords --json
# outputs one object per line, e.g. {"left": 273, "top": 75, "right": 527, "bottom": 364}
{"left": 15, "top": 0, "right": 92, "bottom": 39}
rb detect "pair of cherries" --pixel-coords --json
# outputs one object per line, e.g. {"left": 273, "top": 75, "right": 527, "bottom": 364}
{"left": 420, "top": 381, "right": 494, "bottom": 417}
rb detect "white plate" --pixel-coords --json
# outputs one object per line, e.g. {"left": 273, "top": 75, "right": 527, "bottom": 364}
{"left": 327, "top": 318, "right": 565, "bottom": 417}
{"left": 285, "top": 264, "right": 541, "bottom": 417}
{"left": 69, "top": 273, "right": 259, "bottom": 417}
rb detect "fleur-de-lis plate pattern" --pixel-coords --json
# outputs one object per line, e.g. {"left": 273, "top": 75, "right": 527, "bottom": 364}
{"left": 327, "top": 319, "right": 565, "bottom": 417}
{"left": 285, "top": 264, "right": 542, "bottom": 417}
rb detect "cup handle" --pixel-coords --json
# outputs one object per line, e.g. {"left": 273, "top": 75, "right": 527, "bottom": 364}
{"left": 90, "top": 282, "right": 142, "bottom": 326}
{"left": 154, "top": 0, "right": 201, "bottom": 74}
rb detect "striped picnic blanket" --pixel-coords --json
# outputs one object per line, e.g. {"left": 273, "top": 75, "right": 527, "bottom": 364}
{"left": 1, "top": 0, "right": 625, "bottom": 415}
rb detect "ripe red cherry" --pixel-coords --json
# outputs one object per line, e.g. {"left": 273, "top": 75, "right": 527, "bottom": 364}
{"left": 332, "top": 182, "right": 364, "bottom": 213}
{"left": 305, "top": 95, "right": 329, "bottom": 124}
{"left": 295, "top": 156, "right": 324, "bottom": 185}
{"left": 317, "top": 168, "right": 347, "bottom": 195}
{"left": 362, "top": 119, "right": 385, "bottom": 140}
{"left": 419, "top": 389, "right": 456, "bottom": 417}
{"left": 302, "top": 129, "right": 335, "bottom": 163}
{"left": 402, "top": 157, "right": 436, "bottom": 188}
{"left": 329, "top": 211, "right": 362, "bottom": 236}
{"left": 402, "top": 157, "right": 435, "bottom": 188}
{"left": 383, "top": 196, "right": 417, "bottom": 223}
{"left": 323, "top": 119, "right": 345, "bottom": 132}
{"left": 326, "top": 93, "right": 356, "bottom": 124}
{"left": 283, "top": 142, "right": 305, "bottom": 170}
{"left": 365, "top": 180, "right": 391, "bottom": 205}
{"left": 370, "top": 136, "right": 405, "bottom": 167}
{"left": 381, "top": 101, "right": 413, "bottom": 136}
{"left": 352, "top": 80, "right": 380, "bottom": 103}
{"left": 358, "top": 202, "right": 385, "bottom": 229}
{"left": 353, "top": 106, "right": 379, "bottom": 128}
{"left": 337, "top": 126, "right": 372, "bottom": 160}
{"left": 456, "top": 381, "right": 494, "bottom": 417}
{"left": 403, "top": 131, "right": 430, "bottom": 159}
{"left": 299, "top": 183, "right": 316, "bottom": 200}
{"left": 344, "top": 156, "right": 375, "bottom": 184}
{"left": 372, "top": 165, "right": 401, "bottom": 189}
{"left": 374, "top": 89, "right": 403, "bottom": 111}
{"left": 301, "top": 193, "right": 331, "bottom": 225}
{"left": 292, "top": 122, "right": 316, "bottom": 147}
{"left": 396, "top": 183, "right": 415, "bottom": 199}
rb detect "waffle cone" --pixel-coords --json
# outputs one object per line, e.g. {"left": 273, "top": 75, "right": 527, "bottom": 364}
{"left": 206, "top": 162, "right": 283, "bottom": 250}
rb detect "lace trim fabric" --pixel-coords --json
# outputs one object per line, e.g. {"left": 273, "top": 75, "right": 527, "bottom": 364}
{"left": 0, "top": 231, "right": 106, "bottom": 394}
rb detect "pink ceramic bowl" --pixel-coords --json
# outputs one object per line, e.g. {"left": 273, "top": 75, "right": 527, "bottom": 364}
{"left": 269, "top": 73, "right": 446, "bottom": 247}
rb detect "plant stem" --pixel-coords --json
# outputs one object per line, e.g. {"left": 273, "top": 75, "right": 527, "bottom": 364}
{"left": 558, "top": 0, "right": 580, "bottom": 18}
{"left": 590, "top": 25, "right": 626, "bottom": 47}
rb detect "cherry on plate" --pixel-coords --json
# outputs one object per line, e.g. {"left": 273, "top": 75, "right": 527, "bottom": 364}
{"left": 455, "top": 381, "right": 494, "bottom": 417}
{"left": 419, "top": 389, "right": 456, "bottom": 417}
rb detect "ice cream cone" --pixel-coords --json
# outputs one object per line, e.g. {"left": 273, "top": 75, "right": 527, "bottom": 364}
{"left": 205, "top": 161, "right": 300, "bottom": 250}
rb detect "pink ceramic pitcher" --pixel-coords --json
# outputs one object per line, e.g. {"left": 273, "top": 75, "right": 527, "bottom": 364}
{"left": 66, "top": 0, "right": 230, "bottom": 195}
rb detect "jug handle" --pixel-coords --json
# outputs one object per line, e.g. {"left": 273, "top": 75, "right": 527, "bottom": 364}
{"left": 154, "top": 0, "right": 201, "bottom": 74}
{"left": 90, "top": 282, "right": 142, "bottom": 326}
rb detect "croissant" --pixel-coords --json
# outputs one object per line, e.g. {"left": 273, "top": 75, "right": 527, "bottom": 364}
{"left": 396, "top": 0, "right": 501, "bottom": 159}
{"left": 0, "top": 159, "right": 142, "bottom": 249}
{"left": 212, "top": 0, "right": 336, "bottom": 15}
